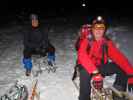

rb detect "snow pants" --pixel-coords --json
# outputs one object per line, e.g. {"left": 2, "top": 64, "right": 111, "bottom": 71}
{"left": 79, "top": 62, "right": 128, "bottom": 100}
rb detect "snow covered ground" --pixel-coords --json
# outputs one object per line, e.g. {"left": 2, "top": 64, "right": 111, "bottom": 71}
{"left": 0, "top": 19, "right": 133, "bottom": 100}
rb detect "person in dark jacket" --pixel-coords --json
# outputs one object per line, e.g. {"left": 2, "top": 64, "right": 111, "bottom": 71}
{"left": 23, "top": 14, "right": 55, "bottom": 76}
{"left": 77, "top": 16, "right": 133, "bottom": 100}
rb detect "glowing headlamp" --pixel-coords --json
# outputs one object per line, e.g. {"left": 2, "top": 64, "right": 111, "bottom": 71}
{"left": 97, "top": 16, "right": 102, "bottom": 21}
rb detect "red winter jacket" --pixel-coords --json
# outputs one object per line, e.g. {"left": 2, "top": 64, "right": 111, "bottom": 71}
{"left": 77, "top": 37, "right": 133, "bottom": 75}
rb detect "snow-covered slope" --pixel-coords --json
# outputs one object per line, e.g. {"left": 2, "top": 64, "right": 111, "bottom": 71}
{"left": 0, "top": 20, "right": 132, "bottom": 100}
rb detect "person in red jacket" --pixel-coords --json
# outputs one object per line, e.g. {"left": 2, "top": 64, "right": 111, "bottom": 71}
{"left": 77, "top": 16, "right": 133, "bottom": 100}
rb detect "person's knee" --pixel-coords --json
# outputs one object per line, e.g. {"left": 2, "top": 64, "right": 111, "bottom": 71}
{"left": 79, "top": 90, "right": 91, "bottom": 100}
{"left": 79, "top": 96, "right": 91, "bottom": 100}
{"left": 79, "top": 68, "right": 91, "bottom": 100}
{"left": 23, "top": 48, "right": 32, "bottom": 58}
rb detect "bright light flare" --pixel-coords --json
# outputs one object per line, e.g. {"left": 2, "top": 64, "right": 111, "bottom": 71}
{"left": 82, "top": 3, "right": 86, "bottom": 7}
{"left": 97, "top": 16, "right": 102, "bottom": 21}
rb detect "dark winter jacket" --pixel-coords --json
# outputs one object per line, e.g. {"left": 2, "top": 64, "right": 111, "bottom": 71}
{"left": 23, "top": 27, "right": 48, "bottom": 49}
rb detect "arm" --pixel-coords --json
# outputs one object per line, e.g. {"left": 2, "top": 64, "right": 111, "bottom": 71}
{"left": 78, "top": 38, "right": 97, "bottom": 74}
{"left": 75, "top": 37, "right": 80, "bottom": 51}
{"left": 108, "top": 41, "right": 133, "bottom": 75}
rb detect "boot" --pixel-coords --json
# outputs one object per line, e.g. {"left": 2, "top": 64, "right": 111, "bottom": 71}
{"left": 25, "top": 69, "right": 31, "bottom": 76}
{"left": 48, "top": 61, "right": 53, "bottom": 66}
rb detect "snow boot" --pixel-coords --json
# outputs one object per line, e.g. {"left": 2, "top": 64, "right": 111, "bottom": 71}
{"left": 25, "top": 69, "right": 31, "bottom": 76}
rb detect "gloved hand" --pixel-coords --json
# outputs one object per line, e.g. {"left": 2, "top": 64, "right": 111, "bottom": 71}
{"left": 91, "top": 72, "right": 103, "bottom": 90}
{"left": 80, "top": 24, "right": 91, "bottom": 39}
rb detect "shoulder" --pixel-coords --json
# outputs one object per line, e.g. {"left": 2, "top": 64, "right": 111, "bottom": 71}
{"left": 106, "top": 39, "right": 119, "bottom": 49}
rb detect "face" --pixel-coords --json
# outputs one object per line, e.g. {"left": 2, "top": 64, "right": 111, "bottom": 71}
{"left": 32, "top": 19, "right": 39, "bottom": 27}
{"left": 92, "top": 28, "right": 105, "bottom": 41}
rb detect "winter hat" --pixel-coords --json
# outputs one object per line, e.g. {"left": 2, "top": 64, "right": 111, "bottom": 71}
{"left": 30, "top": 14, "right": 38, "bottom": 20}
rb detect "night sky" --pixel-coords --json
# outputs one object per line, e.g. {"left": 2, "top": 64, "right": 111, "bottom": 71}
{"left": 0, "top": 0, "right": 133, "bottom": 24}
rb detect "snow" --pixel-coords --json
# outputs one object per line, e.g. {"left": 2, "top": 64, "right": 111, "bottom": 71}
{"left": 0, "top": 20, "right": 133, "bottom": 100}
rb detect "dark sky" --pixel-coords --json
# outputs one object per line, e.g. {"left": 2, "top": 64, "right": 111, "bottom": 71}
{"left": 0, "top": 0, "right": 133, "bottom": 21}
{"left": 0, "top": 0, "right": 132, "bottom": 15}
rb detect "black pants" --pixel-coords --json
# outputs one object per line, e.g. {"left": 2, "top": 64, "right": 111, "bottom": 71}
{"left": 23, "top": 47, "right": 47, "bottom": 59}
{"left": 23, "top": 42, "right": 55, "bottom": 59}
{"left": 79, "top": 62, "right": 128, "bottom": 100}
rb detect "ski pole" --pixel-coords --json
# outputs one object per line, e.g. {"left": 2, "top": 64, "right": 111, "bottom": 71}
{"left": 29, "top": 79, "right": 38, "bottom": 100}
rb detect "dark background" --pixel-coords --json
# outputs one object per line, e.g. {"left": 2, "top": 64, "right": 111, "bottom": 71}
{"left": 0, "top": 0, "right": 133, "bottom": 26}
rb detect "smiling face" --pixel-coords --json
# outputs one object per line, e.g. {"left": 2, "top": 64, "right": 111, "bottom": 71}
{"left": 92, "top": 24, "right": 105, "bottom": 41}
{"left": 32, "top": 19, "right": 39, "bottom": 28}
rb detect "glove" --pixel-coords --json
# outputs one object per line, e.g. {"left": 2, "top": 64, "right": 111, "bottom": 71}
{"left": 92, "top": 73, "right": 103, "bottom": 90}
{"left": 80, "top": 24, "right": 92, "bottom": 39}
